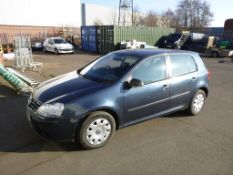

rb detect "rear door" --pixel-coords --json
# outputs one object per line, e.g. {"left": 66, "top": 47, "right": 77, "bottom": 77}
{"left": 168, "top": 54, "right": 198, "bottom": 110}
{"left": 123, "top": 55, "right": 170, "bottom": 125}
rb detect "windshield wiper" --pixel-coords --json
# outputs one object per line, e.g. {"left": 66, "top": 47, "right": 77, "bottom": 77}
{"left": 81, "top": 74, "right": 113, "bottom": 83}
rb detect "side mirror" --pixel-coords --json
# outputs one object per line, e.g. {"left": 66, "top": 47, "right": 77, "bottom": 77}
{"left": 127, "top": 78, "right": 144, "bottom": 88}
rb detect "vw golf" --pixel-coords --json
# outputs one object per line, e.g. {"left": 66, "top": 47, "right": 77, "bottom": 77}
{"left": 27, "top": 49, "right": 209, "bottom": 149}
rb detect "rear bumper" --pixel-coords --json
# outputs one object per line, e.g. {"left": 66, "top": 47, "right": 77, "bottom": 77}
{"left": 26, "top": 107, "right": 77, "bottom": 142}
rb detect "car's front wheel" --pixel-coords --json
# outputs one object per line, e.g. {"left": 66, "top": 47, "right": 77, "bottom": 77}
{"left": 187, "top": 90, "right": 206, "bottom": 115}
{"left": 54, "top": 48, "right": 59, "bottom": 54}
{"left": 43, "top": 47, "right": 46, "bottom": 53}
{"left": 212, "top": 51, "right": 219, "bottom": 58}
{"left": 77, "top": 111, "right": 116, "bottom": 149}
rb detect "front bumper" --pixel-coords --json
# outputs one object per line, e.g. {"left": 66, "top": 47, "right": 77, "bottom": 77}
{"left": 57, "top": 49, "right": 74, "bottom": 54}
{"left": 26, "top": 106, "right": 77, "bottom": 142}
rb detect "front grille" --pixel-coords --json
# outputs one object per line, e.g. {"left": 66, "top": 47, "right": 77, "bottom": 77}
{"left": 60, "top": 49, "right": 72, "bottom": 51}
{"left": 29, "top": 99, "right": 41, "bottom": 110}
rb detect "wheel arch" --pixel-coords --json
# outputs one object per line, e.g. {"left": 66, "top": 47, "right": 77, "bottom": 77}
{"left": 199, "top": 87, "right": 209, "bottom": 97}
{"left": 79, "top": 108, "right": 120, "bottom": 130}
{"left": 93, "top": 108, "right": 120, "bottom": 130}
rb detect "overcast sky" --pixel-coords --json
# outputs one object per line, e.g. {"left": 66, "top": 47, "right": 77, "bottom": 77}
{"left": 81, "top": 0, "right": 232, "bottom": 27}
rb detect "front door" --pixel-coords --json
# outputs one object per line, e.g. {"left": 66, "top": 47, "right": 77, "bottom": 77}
{"left": 123, "top": 55, "right": 170, "bottom": 125}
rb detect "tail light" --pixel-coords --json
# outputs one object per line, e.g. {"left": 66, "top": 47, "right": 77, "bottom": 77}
{"left": 208, "top": 71, "right": 211, "bottom": 80}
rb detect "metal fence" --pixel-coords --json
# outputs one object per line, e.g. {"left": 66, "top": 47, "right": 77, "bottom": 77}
{"left": 0, "top": 25, "right": 80, "bottom": 45}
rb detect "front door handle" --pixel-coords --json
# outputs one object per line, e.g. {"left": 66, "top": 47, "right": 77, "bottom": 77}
{"left": 192, "top": 77, "right": 197, "bottom": 82}
{"left": 163, "top": 84, "right": 169, "bottom": 90}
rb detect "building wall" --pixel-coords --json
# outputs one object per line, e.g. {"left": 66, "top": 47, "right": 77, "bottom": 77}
{"left": 82, "top": 3, "right": 118, "bottom": 26}
{"left": 0, "top": 0, "right": 81, "bottom": 27}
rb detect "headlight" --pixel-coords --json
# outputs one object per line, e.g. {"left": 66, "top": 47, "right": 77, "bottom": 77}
{"left": 37, "top": 103, "right": 64, "bottom": 118}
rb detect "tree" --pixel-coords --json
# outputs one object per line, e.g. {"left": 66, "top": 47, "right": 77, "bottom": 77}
{"left": 111, "top": 10, "right": 118, "bottom": 25}
{"left": 132, "top": 6, "right": 143, "bottom": 26}
{"left": 142, "top": 10, "right": 158, "bottom": 27}
{"left": 175, "top": 0, "right": 213, "bottom": 29}
{"left": 93, "top": 19, "right": 104, "bottom": 26}
{"left": 161, "top": 9, "right": 177, "bottom": 28}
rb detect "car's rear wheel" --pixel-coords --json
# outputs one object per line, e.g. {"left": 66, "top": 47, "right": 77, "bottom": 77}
{"left": 187, "top": 90, "right": 206, "bottom": 115}
{"left": 77, "top": 111, "right": 116, "bottom": 149}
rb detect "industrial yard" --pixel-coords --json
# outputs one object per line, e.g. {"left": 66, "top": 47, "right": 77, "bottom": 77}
{"left": 0, "top": 0, "right": 233, "bottom": 174}
{"left": 0, "top": 52, "right": 233, "bottom": 174}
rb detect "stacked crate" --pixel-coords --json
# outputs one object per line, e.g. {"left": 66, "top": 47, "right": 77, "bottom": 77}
{"left": 14, "top": 37, "right": 42, "bottom": 71}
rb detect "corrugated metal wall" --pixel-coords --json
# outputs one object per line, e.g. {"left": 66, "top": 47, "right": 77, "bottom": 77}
{"left": 203, "top": 27, "right": 224, "bottom": 37}
{"left": 223, "top": 19, "right": 233, "bottom": 48}
{"left": 223, "top": 31, "right": 233, "bottom": 47}
{"left": 0, "top": 25, "right": 80, "bottom": 45}
{"left": 81, "top": 25, "right": 175, "bottom": 53}
{"left": 113, "top": 26, "right": 175, "bottom": 45}
{"left": 224, "top": 19, "right": 233, "bottom": 31}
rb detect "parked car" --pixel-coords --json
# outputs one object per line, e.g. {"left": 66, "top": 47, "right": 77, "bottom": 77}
{"left": 43, "top": 37, "right": 74, "bottom": 54}
{"left": 164, "top": 33, "right": 182, "bottom": 48}
{"left": 31, "top": 39, "right": 43, "bottom": 51}
{"left": 27, "top": 49, "right": 210, "bottom": 149}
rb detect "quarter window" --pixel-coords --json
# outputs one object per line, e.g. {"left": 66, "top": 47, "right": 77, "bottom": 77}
{"left": 170, "top": 55, "right": 197, "bottom": 77}
{"left": 132, "top": 56, "right": 167, "bottom": 84}
{"left": 188, "top": 56, "right": 198, "bottom": 72}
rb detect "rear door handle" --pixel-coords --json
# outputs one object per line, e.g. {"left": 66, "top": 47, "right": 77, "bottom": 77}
{"left": 192, "top": 77, "right": 197, "bottom": 82}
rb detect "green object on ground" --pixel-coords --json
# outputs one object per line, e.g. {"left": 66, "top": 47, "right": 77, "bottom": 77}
{"left": 0, "top": 65, "right": 31, "bottom": 92}
{"left": 219, "top": 40, "right": 231, "bottom": 49}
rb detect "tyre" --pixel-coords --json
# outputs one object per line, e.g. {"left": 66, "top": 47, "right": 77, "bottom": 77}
{"left": 77, "top": 111, "right": 116, "bottom": 149}
{"left": 54, "top": 48, "right": 59, "bottom": 54}
{"left": 43, "top": 47, "right": 47, "bottom": 53}
{"left": 187, "top": 90, "right": 206, "bottom": 115}
{"left": 212, "top": 51, "right": 219, "bottom": 58}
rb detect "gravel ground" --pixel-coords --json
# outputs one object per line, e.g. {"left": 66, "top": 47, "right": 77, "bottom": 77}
{"left": 0, "top": 51, "right": 233, "bottom": 175}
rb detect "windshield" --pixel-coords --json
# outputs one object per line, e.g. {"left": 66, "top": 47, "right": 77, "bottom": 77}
{"left": 79, "top": 53, "right": 141, "bottom": 82}
{"left": 54, "top": 39, "right": 67, "bottom": 44}
{"left": 167, "top": 34, "right": 182, "bottom": 42}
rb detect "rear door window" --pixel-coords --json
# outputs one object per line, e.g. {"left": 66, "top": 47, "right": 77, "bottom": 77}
{"left": 169, "top": 55, "right": 197, "bottom": 77}
{"left": 188, "top": 56, "right": 198, "bottom": 72}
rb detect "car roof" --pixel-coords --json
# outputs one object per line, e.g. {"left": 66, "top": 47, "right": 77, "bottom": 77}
{"left": 114, "top": 48, "right": 198, "bottom": 58}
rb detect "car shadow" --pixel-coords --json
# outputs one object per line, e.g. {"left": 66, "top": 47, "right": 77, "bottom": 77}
{"left": 0, "top": 84, "right": 18, "bottom": 97}
{"left": 0, "top": 85, "right": 85, "bottom": 153}
{"left": 165, "top": 111, "right": 192, "bottom": 118}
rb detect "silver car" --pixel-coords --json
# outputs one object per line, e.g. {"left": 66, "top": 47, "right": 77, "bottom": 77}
{"left": 43, "top": 37, "right": 74, "bottom": 54}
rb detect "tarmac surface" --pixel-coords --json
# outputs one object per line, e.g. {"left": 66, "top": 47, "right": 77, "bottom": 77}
{"left": 0, "top": 51, "right": 233, "bottom": 175}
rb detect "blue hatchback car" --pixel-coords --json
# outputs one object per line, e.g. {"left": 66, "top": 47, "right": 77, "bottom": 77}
{"left": 27, "top": 49, "right": 210, "bottom": 149}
